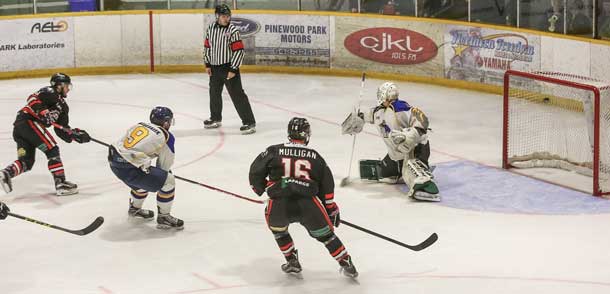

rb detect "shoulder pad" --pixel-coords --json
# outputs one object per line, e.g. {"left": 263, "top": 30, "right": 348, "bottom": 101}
{"left": 391, "top": 100, "right": 411, "bottom": 112}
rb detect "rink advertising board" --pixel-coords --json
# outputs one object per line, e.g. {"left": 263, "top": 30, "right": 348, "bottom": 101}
{"left": 343, "top": 27, "right": 438, "bottom": 65}
{"left": 444, "top": 26, "right": 541, "bottom": 85}
{"left": 0, "top": 18, "right": 75, "bottom": 72}
{"left": 229, "top": 14, "right": 330, "bottom": 67}
{"left": 334, "top": 17, "right": 444, "bottom": 77}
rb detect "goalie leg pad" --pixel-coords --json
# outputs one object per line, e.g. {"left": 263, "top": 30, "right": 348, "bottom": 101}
{"left": 402, "top": 159, "right": 441, "bottom": 201}
{"left": 359, "top": 159, "right": 382, "bottom": 181}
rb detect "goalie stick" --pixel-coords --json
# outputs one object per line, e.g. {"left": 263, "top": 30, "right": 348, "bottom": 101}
{"left": 340, "top": 72, "right": 366, "bottom": 187}
{"left": 8, "top": 212, "right": 104, "bottom": 236}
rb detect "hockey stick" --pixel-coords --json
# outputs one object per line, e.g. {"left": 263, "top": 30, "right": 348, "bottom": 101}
{"left": 8, "top": 212, "right": 104, "bottom": 236}
{"left": 63, "top": 126, "right": 437, "bottom": 250}
{"left": 340, "top": 220, "right": 438, "bottom": 251}
{"left": 340, "top": 72, "right": 366, "bottom": 187}
{"left": 54, "top": 124, "right": 265, "bottom": 204}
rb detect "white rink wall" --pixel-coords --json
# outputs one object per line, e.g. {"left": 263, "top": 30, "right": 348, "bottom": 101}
{"left": 0, "top": 11, "right": 609, "bottom": 85}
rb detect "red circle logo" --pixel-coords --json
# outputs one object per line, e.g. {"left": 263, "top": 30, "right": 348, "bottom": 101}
{"left": 344, "top": 27, "right": 438, "bottom": 65}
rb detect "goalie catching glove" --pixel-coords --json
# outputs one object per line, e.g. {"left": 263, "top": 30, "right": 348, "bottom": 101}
{"left": 341, "top": 111, "right": 365, "bottom": 135}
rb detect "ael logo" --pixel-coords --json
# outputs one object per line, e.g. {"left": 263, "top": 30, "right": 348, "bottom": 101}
{"left": 231, "top": 18, "right": 260, "bottom": 37}
{"left": 344, "top": 27, "right": 438, "bottom": 65}
{"left": 31, "top": 20, "right": 68, "bottom": 33}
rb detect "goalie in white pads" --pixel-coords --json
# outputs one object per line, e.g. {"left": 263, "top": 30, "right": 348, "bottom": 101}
{"left": 342, "top": 82, "right": 441, "bottom": 202}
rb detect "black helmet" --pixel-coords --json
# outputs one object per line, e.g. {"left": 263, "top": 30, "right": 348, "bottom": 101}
{"left": 50, "top": 73, "right": 71, "bottom": 87}
{"left": 287, "top": 117, "right": 311, "bottom": 145}
{"left": 150, "top": 106, "right": 174, "bottom": 127}
{"left": 215, "top": 4, "right": 231, "bottom": 17}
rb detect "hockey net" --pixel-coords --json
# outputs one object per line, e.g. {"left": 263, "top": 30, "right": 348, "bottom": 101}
{"left": 503, "top": 70, "right": 610, "bottom": 196}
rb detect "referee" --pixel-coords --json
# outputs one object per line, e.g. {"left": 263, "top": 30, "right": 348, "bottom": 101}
{"left": 203, "top": 4, "right": 256, "bottom": 135}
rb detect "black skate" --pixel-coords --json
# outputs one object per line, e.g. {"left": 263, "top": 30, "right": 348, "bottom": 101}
{"left": 157, "top": 213, "right": 184, "bottom": 230}
{"left": 281, "top": 250, "right": 302, "bottom": 274}
{"left": 55, "top": 179, "right": 78, "bottom": 196}
{"left": 128, "top": 203, "right": 154, "bottom": 220}
{"left": 203, "top": 119, "right": 222, "bottom": 129}
{"left": 339, "top": 255, "right": 358, "bottom": 278}
{"left": 0, "top": 170, "right": 12, "bottom": 194}
{"left": 239, "top": 123, "right": 256, "bottom": 135}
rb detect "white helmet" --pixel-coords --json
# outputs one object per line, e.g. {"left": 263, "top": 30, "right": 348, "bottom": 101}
{"left": 377, "top": 82, "right": 399, "bottom": 105}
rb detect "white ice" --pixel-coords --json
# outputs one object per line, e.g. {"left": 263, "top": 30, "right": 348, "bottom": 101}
{"left": 0, "top": 73, "right": 609, "bottom": 294}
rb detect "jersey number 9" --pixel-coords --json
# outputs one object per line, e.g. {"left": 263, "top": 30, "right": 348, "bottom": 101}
{"left": 123, "top": 126, "right": 149, "bottom": 149}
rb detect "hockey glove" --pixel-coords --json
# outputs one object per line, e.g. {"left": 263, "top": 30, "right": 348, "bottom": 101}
{"left": 38, "top": 109, "right": 59, "bottom": 127}
{"left": 341, "top": 111, "right": 365, "bottom": 135}
{"left": 326, "top": 205, "right": 340, "bottom": 228}
{"left": 0, "top": 202, "right": 9, "bottom": 220}
{"left": 72, "top": 128, "right": 91, "bottom": 143}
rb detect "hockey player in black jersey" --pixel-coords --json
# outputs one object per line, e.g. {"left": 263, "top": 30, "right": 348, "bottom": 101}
{"left": 0, "top": 73, "right": 91, "bottom": 196}
{"left": 249, "top": 117, "right": 358, "bottom": 278}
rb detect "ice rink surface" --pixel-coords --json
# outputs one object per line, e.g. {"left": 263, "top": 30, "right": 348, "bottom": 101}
{"left": 1, "top": 73, "right": 609, "bottom": 294}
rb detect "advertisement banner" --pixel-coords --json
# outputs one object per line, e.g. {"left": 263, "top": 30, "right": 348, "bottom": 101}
{"left": 334, "top": 17, "right": 445, "bottom": 77}
{"left": 444, "top": 26, "right": 541, "bottom": 85}
{"left": 0, "top": 18, "right": 75, "bottom": 72}
{"left": 228, "top": 14, "right": 330, "bottom": 67}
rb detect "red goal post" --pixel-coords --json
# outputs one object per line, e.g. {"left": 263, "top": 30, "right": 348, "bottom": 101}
{"left": 503, "top": 70, "right": 610, "bottom": 196}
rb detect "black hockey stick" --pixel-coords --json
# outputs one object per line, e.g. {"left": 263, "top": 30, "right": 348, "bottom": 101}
{"left": 80, "top": 127, "right": 437, "bottom": 250}
{"left": 70, "top": 130, "right": 265, "bottom": 204}
{"left": 341, "top": 220, "right": 438, "bottom": 251}
{"left": 8, "top": 212, "right": 104, "bottom": 236}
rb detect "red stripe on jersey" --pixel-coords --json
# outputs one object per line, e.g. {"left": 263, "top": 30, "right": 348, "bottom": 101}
{"left": 230, "top": 40, "right": 244, "bottom": 51}
{"left": 27, "top": 99, "right": 42, "bottom": 108}
{"left": 22, "top": 107, "right": 41, "bottom": 120}
{"left": 27, "top": 120, "right": 53, "bottom": 150}
{"left": 40, "top": 123, "right": 58, "bottom": 144}
{"left": 325, "top": 193, "right": 334, "bottom": 200}
{"left": 204, "top": 39, "right": 210, "bottom": 48}
{"left": 265, "top": 199, "right": 274, "bottom": 226}
{"left": 312, "top": 197, "right": 334, "bottom": 230}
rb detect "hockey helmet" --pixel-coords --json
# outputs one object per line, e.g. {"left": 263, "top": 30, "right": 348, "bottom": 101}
{"left": 288, "top": 117, "right": 311, "bottom": 145}
{"left": 50, "top": 73, "right": 72, "bottom": 87}
{"left": 215, "top": 4, "right": 232, "bottom": 17}
{"left": 150, "top": 106, "right": 175, "bottom": 127}
{"left": 377, "top": 81, "right": 399, "bottom": 105}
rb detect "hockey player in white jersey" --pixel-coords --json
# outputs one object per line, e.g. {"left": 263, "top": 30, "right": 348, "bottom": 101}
{"left": 108, "top": 106, "right": 183, "bottom": 229}
{"left": 342, "top": 82, "right": 441, "bottom": 202}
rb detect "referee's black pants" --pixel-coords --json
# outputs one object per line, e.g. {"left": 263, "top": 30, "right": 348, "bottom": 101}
{"left": 209, "top": 64, "right": 256, "bottom": 125}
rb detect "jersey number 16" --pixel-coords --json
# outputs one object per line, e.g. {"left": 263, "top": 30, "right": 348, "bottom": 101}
{"left": 281, "top": 158, "right": 311, "bottom": 180}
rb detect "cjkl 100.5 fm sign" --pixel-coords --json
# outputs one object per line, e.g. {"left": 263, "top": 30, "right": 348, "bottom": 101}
{"left": 344, "top": 27, "right": 438, "bottom": 65}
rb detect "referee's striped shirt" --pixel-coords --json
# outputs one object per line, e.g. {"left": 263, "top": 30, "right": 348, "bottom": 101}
{"left": 204, "top": 22, "right": 244, "bottom": 73}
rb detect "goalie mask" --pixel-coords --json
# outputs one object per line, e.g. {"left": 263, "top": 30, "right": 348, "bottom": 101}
{"left": 377, "top": 81, "right": 399, "bottom": 105}
{"left": 288, "top": 117, "right": 311, "bottom": 145}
